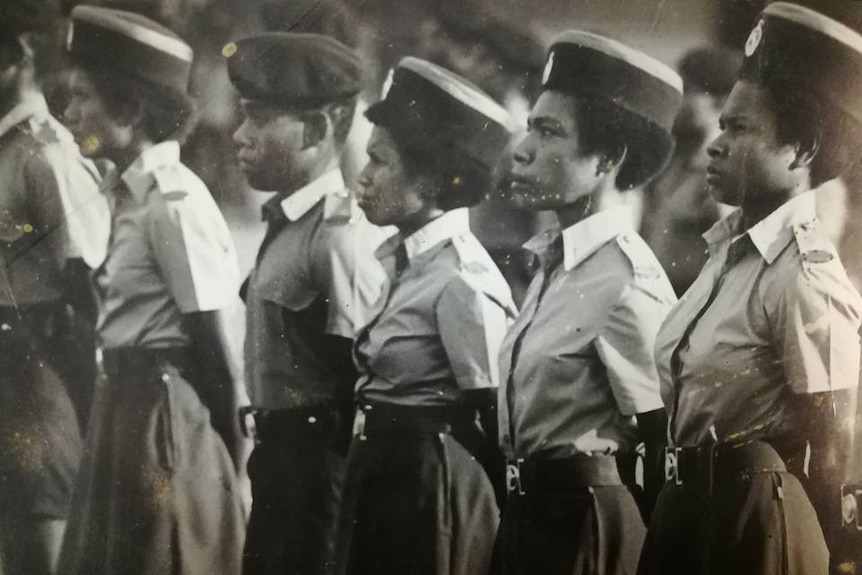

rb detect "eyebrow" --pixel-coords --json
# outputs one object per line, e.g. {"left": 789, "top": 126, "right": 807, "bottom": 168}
{"left": 529, "top": 115, "right": 566, "bottom": 131}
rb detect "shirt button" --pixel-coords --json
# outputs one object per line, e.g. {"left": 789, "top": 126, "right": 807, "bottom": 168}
{"left": 161, "top": 373, "right": 170, "bottom": 383}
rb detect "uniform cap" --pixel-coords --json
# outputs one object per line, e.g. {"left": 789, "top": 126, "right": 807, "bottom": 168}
{"left": 227, "top": 32, "right": 362, "bottom": 108}
{"left": 366, "top": 57, "right": 513, "bottom": 171}
{"left": 541, "top": 30, "right": 683, "bottom": 186}
{"left": 740, "top": 2, "right": 862, "bottom": 123}
{"left": 67, "top": 6, "right": 192, "bottom": 93}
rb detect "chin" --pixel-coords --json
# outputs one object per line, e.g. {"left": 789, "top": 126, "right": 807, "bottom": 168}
{"left": 708, "top": 184, "right": 740, "bottom": 207}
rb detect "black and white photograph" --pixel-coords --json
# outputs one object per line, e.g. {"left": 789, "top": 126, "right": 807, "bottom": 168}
{"left": 1, "top": 0, "right": 862, "bottom": 573}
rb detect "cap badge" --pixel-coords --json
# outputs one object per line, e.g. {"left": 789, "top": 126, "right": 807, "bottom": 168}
{"left": 542, "top": 50, "right": 555, "bottom": 85}
{"left": 381, "top": 68, "right": 395, "bottom": 99}
{"left": 745, "top": 20, "right": 764, "bottom": 57}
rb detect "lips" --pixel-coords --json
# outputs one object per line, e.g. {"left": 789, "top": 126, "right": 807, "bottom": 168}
{"left": 705, "top": 165, "right": 722, "bottom": 185}
{"left": 508, "top": 174, "right": 537, "bottom": 195}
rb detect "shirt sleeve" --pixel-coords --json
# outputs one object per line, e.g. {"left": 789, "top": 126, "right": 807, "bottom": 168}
{"left": 147, "top": 193, "right": 238, "bottom": 314}
{"left": 773, "top": 262, "right": 862, "bottom": 394}
{"left": 437, "top": 275, "right": 510, "bottom": 390}
{"left": 595, "top": 280, "right": 670, "bottom": 416}
{"left": 315, "top": 220, "right": 387, "bottom": 339}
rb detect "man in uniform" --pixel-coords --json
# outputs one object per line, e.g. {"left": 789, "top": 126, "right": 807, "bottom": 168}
{"left": 0, "top": 2, "right": 109, "bottom": 573}
{"left": 227, "top": 32, "right": 387, "bottom": 575}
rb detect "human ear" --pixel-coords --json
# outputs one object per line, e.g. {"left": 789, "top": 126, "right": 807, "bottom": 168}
{"left": 596, "top": 143, "right": 628, "bottom": 175}
{"left": 790, "top": 134, "right": 820, "bottom": 170}
{"left": 301, "top": 111, "right": 329, "bottom": 150}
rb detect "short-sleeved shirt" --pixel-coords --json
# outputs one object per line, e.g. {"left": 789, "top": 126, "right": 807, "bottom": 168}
{"left": 244, "top": 169, "right": 388, "bottom": 409}
{"left": 657, "top": 192, "right": 862, "bottom": 447}
{"left": 499, "top": 207, "right": 676, "bottom": 460}
{"left": 355, "top": 208, "right": 517, "bottom": 407}
{"left": 96, "top": 141, "right": 239, "bottom": 349}
{"left": 1, "top": 93, "right": 109, "bottom": 306}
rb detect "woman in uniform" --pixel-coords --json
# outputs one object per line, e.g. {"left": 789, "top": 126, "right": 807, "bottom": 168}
{"left": 495, "top": 32, "right": 683, "bottom": 574}
{"left": 57, "top": 7, "right": 244, "bottom": 575}
{"left": 638, "top": 4, "right": 862, "bottom": 574}
{"left": 335, "top": 57, "right": 516, "bottom": 575}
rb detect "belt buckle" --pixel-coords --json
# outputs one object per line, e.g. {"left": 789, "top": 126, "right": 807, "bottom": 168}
{"left": 506, "top": 459, "right": 526, "bottom": 495}
{"left": 239, "top": 406, "right": 259, "bottom": 442}
{"left": 665, "top": 447, "right": 682, "bottom": 486}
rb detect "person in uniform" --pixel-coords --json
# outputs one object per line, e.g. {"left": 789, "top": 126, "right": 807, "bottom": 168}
{"left": 0, "top": 2, "right": 109, "bottom": 573}
{"left": 494, "top": 32, "right": 683, "bottom": 575}
{"left": 58, "top": 7, "right": 245, "bottom": 575}
{"left": 335, "top": 57, "right": 516, "bottom": 575}
{"left": 638, "top": 4, "right": 862, "bottom": 574}
{"left": 227, "top": 33, "right": 387, "bottom": 575}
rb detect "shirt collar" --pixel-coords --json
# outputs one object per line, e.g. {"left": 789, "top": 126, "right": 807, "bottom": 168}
{"left": 402, "top": 208, "right": 471, "bottom": 261}
{"left": 119, "top": 141, "right": 181, "bottom": 201}
{"left": 747, "top": 192, "right": 816, "bottom": 264}
{"left": 0, "top": 91, "right": 50, "bottom": 140}
{"left": 280, "top": 169, "right": 345, "bottom": 221}
{"left": 702, "top": 192, "right": 816, "bottom": 265}
{"left": 530, "top": 206, "right": 633, "bottom": 271}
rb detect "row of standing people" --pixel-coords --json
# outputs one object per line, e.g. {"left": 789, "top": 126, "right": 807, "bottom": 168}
{"left": 2, "top": 3, "right": 862, "bottom": 575}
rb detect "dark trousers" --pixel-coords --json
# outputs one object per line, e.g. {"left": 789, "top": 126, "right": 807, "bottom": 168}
{"left": 243, "top": 426, "right": 348, "bottom": 575}
{"left": 494, "top": 458, "right": 645, "bottom": 575}
{"left": 336, "top": 430, "right": 499, "bottom": 575}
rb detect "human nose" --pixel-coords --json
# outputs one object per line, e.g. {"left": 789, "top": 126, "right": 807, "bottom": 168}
{"left": 511, "top": 132, "right": 532, "bottom": 166}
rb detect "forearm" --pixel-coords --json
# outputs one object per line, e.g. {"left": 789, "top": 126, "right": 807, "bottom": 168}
{"left": 637, "top": 408, "right": 669, "bottom": 520}
{"left": 801, "top": 390, "right": 856, "bottom": 543}
{"left": 182, "top": 311, "right": 244, "bottom": 470}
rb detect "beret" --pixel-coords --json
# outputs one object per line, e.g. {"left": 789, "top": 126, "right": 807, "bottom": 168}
{"left": 740, "top": 2, "right": 862, "bottom": 124}
{"left": 67, "top": 6, "right": 192, "bottom": 94}
{"left": 227, "top": 32, "right": 362, "bottom": 108}
{"left": 541, "top": 31, "right": 683, "bottom": 187}
{"left": 366, "top": 57, "right": 513, "bottom": 171}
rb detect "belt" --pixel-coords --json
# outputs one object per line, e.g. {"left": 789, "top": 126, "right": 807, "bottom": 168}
{"left": 240, "top": 403, "right": 353, "bottom": 443}
{"left": 102, "top": 347, "right": 192, "bottom": 382}
{"left": 664, "top": 441, "right": 787, "bottom": 487}
{"left": 359, "top": 403, "right": 476, "bottom": 437}
{"left": 506, "top": 454, "right": 623, "bottom": 496}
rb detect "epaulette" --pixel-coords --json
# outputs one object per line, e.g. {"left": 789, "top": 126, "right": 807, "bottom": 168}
{"left": 28, "top": 117, "right": 60, "bottom": 145}
{"left": 152, "top": 164, "right": 188, "bottom": 201}
{"left": 323, "top": 188, "right": 359, "bottom": 224}
{"left": 792, "top": 219, "right": 837, "bottom": 264}
{"left": 451, "top": 234, "right": 517, "bottom": 315}
{"left": 614, "top": 232, "right": 664, "bottom": 278}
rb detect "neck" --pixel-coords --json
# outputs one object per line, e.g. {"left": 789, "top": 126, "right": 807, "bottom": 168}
{"left": 555, "top": 182, "right": 623, "bottom": 230}
{"left": 111, "top": 138, "right": 156, "bottom": 176}
{"left": 396, "top": 206, "right": 446, "bottom": 239}
{"left": 740, "top": 184, "right": 807, "bottom": 231}
{"left": 280, "top": 155, "right": 339, "bottom": 197}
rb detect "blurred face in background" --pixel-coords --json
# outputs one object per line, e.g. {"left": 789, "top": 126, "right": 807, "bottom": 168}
{"left": 509, "top": 90, "right": 604, "bottom": 211}
{"left": 64, "top": 68, "right": 132, "bottom": 161}
{"left": 674, "top": 91, "right": 725, "bottom": 171}
{"left": 232, "top": 99, "right": 313, "bottom": 192}
{"left": 356, "top": 126, "right": 431, "bottom": 229}
{"left": 706, "top": 80, "right": 801, "bottom": 209}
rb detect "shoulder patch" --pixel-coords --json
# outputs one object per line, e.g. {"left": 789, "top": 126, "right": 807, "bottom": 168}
{"left": 451, "top": 234, "right": 517, "bottom": 315}
{"left": 323, "top": 189, "right": 358, "bottom": 224}
{"left": 793, "top": 220, "right": 837, "bottom": 265}
{"left": 29, "top": 118, "right": 60, "bottom": 145}
{"left": 614, "top": 233, "right": 663, "bottom": 278}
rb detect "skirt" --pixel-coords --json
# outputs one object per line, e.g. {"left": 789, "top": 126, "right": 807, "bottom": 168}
{"left": 58, "top": 349, "right": 244, "bottom": 575}
{"left": 493, "top": 456, "right": 646, "bottom": 575}
{"left": 638, "top": 470, "right": 829, "bottom": 575}
{"left": 335, "top": 424, "right": 499, "bottom": 575}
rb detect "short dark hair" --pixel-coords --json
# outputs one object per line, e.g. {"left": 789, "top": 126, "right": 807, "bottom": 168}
{"left": 570, "top": 94, "right": 656, "bottom": 190}
{"left": 83, "top": 66, "right": 196, "bottom": 143}
{"left": 392, "top": 129, "right": 490, "bottom": 211}
{"left": 765, "top": 80, "right": 862, "bottom": 187}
